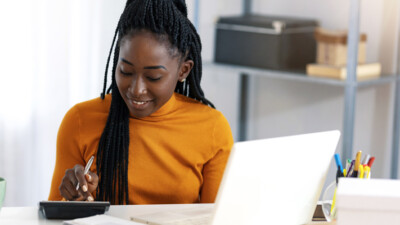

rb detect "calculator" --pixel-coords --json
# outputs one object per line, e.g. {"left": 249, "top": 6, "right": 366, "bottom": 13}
{"left": 39, "top": 201, "right": 110, "bottom": 219}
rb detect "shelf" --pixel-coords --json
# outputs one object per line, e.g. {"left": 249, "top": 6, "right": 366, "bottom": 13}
{"left": 358, "top": 75, "right": 398, "bottom": 88}
{"left": 204, "top": 62, "right": 398, "bottom": 88}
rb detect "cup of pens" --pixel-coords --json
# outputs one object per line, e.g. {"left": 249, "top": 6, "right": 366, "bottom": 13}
{"left": 322, "top": 151, "right": 375, "bottom": 222}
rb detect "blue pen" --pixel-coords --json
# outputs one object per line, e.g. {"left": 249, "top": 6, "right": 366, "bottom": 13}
{"left": 334, "top": 154, "right": 344, "bottom": 174}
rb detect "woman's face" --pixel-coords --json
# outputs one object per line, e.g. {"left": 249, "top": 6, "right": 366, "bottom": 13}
{"left": 116, "top": 31, "right": 193, "bottom": 118}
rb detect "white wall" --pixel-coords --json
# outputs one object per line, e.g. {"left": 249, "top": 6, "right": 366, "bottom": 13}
{"left": 0, "top": 0, "right": 126, "bottom": 206}
{"left": 197, "top": 0, "right": 243, "bottom": 140}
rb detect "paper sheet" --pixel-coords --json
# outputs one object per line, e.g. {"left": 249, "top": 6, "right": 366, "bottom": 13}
{"left": 64, "top": 214, "right": 142, "bottom": 225}
{"left": 130, "top": 205, "right": 213, "bottom": 225}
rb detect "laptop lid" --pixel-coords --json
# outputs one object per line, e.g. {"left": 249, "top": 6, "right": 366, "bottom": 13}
{"left": 211, "top": 130, "right": 340, "bottom": 225}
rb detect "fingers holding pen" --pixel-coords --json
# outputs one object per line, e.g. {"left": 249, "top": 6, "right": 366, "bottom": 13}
{"left": 59, "top": 168, "right": 81, "bottom": 200}
{"left": 59, "top": 156, "right": 96, "bottom": 201}
{"left": 74, "top": 164, "right": 89, "bottom": 194}
{"left": 76, "top": 155, "right": 95, "bottom": 194}
{"left": 86, "top": 192, "right": 95, "bottom": 202}
{"left": 59, "top": 181, "right": 77, "bottom": 200}
{"left": 86, "top": 171, "right": 99, "bottom": 193}
{"left": 78, "top": 171, "right": 98, "bottom": 202}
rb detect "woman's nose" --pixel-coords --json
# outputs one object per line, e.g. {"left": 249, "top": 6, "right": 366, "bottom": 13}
{"left": 129, "top": 76, "right": 147, "bottom": 96}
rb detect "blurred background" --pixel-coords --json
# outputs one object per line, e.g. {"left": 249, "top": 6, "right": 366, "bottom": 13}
{"left": 0, "top": 0, "right": 399, "bottom": 206}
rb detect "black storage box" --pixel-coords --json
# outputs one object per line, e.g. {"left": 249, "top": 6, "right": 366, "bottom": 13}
{"left": 214, "top": 14, "right": 319, "bottom": 71}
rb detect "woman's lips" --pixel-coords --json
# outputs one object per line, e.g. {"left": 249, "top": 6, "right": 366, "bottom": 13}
{"left": 130, "top": 99, "right": 152, "bottom": 110}
{"left": 132, "top": 100, "right": 148, "bottom": 105}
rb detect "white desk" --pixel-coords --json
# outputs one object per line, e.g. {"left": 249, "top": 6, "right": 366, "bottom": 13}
{"left": 0, "top": 204, "right": 213, "bottom": 225}
{"left": 0, "top": 204, "right": 334, "bottom": 225}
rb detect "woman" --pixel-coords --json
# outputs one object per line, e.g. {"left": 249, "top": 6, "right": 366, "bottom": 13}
{"left": 48, "top": 0, "right": 233, "bottom": 205}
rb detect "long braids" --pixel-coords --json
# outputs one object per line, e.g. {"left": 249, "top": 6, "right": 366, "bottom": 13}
{"left": 96, "top": 0, "right": 213, "bottom": 205}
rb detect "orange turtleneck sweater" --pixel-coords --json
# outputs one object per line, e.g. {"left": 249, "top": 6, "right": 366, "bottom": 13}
{"left": 48, "top": 93, "right": 233, "bottom": 204}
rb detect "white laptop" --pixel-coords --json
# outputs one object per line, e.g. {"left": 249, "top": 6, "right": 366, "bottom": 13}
{"left": 130, "top": 130, "right": 340, "bottom": 225}
{"left": 211, "top": 130, "right": 340, "bottom": 225}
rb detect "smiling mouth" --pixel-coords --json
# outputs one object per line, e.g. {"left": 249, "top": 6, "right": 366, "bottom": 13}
{"left": 132, "top": 100, "right": 149, "bottom": 105}
{"left": 130, "top": 99, "right": 153, "bottom": 108}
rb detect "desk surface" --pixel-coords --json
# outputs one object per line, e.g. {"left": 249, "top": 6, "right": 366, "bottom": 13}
{"left": 0, "top": 204, "right": 212, "bottom": 225}
{"left": 0, "top": 204, "right": 335, "bottom": 225}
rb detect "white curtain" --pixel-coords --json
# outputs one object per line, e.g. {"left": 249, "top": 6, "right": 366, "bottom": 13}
{"left": 0, "top": 0, "right": 125, "bottom": 206}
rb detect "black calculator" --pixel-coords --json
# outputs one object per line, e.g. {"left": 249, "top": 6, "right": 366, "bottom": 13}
{"left": 39, "top": 201, "right": 110, "bottom": 219}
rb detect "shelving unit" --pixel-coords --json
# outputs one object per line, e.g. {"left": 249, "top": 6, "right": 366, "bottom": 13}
{"left": 202, "top": 0, "right": 400, "bottom": 178}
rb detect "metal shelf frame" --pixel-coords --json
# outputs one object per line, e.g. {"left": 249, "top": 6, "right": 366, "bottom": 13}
{"left": 204, "top": 62, "right": 397, "bottom": 88}
{"left": 341, "top": 0, "right": 361, "bottom": 166}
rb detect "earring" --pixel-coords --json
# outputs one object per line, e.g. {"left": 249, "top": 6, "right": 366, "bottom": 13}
{"left": 180, "top": 78, "right": 186, "bottom": 82}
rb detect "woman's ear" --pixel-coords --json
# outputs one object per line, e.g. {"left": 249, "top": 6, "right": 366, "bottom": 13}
{"left": 178, "top": 60, "right": 194, "bottom": 82}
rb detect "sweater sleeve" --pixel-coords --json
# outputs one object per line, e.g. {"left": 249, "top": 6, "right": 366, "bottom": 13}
{"left": 48, "top": 105, "right": 85, "bottom": 200}
{"left": 200, "top": 112, "right": 234, "bottom": 203}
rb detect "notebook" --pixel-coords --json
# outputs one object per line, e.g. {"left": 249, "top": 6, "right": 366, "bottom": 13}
{"left": 131, "top": 130, "right": 340, "bottom": 225}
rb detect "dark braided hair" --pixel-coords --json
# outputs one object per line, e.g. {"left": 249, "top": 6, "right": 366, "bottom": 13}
{"left": 96, "top": 0, "right": 214, "bottom": 204}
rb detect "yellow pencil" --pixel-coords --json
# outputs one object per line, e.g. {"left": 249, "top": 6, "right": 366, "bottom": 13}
{"left": 358, "top": 165, "right": 364, "bottom": 178}
{"left": 353, "top": 151, "right": 362, "bottom": 177}
{"left": 330, "top": 187, "right": 337, "bottom": 215}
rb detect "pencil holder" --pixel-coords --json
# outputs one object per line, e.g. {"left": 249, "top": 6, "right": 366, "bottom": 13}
{"left": 321, "top": 181, "right": 337, "bottom": 222}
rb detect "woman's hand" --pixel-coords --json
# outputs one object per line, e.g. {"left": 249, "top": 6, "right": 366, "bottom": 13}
{"left": 59, "top": 164, "right": 99, "bottom": 201}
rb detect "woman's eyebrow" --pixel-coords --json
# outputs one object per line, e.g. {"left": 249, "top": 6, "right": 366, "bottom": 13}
{"left": 143, "top": 65, "right": 167, "bottom": 71}
{"left": 121, "top": 58, "right": 133, "bottom": 65}
{"left": 120, "top": 58, "right": 167, "bottom": 71}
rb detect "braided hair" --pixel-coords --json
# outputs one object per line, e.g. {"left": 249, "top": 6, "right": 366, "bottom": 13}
{"left": 96, "top": 0, "right": 213, "bottom": 204}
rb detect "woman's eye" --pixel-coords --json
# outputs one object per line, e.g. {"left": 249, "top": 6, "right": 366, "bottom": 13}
{"left": 147, "top": 77, "right": 161, "bottom": 81}
{"left": 119, "top": 69, "right": 131, "bottom": 76}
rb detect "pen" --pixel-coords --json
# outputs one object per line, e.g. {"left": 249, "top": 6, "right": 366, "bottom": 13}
{"left": 334, "top": 153, "right": 344, "bottom": 174}
{"left": 364, "top": 165, "right": 370, "bottom": 179}
{"left": 346, "top": 160, "right": 355, "bottom": 177}
{"left": 76, "top": 156, "right": 95, "bottom": 190}
{"left": 362, "top": 154, "right": 370, "bottom": 165}
{"left": 335, "top": 169, "right": 340, "bottom": 183}
{"left": 367, "top": 156, "right": 375, "bottom": 168}
{"left": 330, "top": 187, "right": 337, "bottom": 215}
{"left": 352, "top": 151, "right": 362, "bottom": 178}
{"left": 358, "top": 165, "right": 364, "bottom": 178}
{"left": 345, "top": 159, "right": 351, "bottom": 172}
